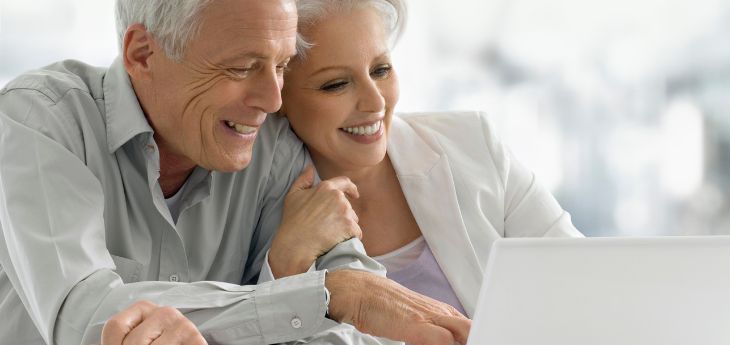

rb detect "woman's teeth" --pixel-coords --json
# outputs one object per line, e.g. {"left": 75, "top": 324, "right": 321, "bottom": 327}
{"left": 226, "top": 121, "right": 256, "bottom": 135}
{"left": 341, "top": 121, "right": 382, "bottom": 136}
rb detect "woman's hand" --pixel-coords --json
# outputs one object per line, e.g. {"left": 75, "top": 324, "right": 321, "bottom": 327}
{"left": 269, "top": 166, "right": 363, "bottom": 278}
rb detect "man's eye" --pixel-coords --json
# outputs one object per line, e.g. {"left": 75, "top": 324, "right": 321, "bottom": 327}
{"left": 320, "top": 80, "right": 348, "bottom": 92}
{"left": 371, "top": 65, "right": 392, "bottom": 79}
{"left": 229, "top": 67, "right": 254, "bottom": 78}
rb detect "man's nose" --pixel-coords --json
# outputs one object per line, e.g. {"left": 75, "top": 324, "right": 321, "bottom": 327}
{"left": 244, "top": 69, "right": 283, "bottom": 113}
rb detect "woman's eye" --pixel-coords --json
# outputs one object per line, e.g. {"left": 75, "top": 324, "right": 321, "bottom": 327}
{"left": 320, "top": 80, "right": 348, "bottom": 92}
{"left": 277, "top": 60, "right": 290, "bottom": 75}
{"left": 371, "top": 65, "right": 392, "bottom": 79}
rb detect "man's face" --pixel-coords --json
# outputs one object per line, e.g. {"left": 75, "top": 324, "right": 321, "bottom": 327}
{"left": 145, "top": 0, "right": 297, "bottom": 172}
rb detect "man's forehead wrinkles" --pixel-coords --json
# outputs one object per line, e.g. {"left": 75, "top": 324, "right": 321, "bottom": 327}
{"left": 206, "top": 22, "right": 297, "bottom": 39}
{"left": 223, "top": 25, "right": 297, "bottom": 34}
{"left": 225, "top": 31, "right": 297, "bottom": 40}
{"left": 213, "top": 17, "right": 297, "bottom": 28}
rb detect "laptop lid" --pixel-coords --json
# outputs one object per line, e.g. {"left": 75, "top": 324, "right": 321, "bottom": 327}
{"left": 468, "top": 236, "right": 730, "bottom": 345}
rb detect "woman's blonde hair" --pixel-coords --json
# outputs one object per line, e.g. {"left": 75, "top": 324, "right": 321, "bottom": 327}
{"left": 294, "top": 0, "right": 407, "bottom": 59}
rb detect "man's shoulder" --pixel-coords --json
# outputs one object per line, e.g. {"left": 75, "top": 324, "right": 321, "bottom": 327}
{"left": 0, "top": 60, "right": 109, "bottom": 158}
{"left": 1, "top": 59, "right": 106, "bottom": 104}
{"left": 231, "top": 114, "right": 305, "bottom": 190}
{"left": 253, "top": 114, "right": 304, "bottom": 161}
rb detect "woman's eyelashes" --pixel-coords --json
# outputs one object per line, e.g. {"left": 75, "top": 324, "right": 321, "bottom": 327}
{"left": 320, "top": 79, "right": 349, "bottom": 92}
{"left": 277, "top": 59, "right": 291, "bottom": 75}
{"left": 318, "top": 64, "right": 393, "bottom": 92}
{"left": 371, "top": 64, "right": 392, "bottom": 79}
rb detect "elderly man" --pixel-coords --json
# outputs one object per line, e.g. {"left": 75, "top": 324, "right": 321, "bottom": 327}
{"left": 0, "top": 0, "right": 470, "bottom": 344}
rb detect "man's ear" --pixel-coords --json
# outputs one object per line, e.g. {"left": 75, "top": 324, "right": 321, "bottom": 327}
{"left": 122, "top": 23, "right": 157, "bottom": 81}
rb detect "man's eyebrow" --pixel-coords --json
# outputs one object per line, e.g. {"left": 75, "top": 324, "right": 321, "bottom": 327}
{"left": 220, "top": 50, "right": 298, "bottom": 65}
{"left": 218, "top": 52, "right": 267, "bottom": 65}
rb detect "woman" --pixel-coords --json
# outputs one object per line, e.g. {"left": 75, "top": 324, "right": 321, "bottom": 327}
{"left": 267, "top": 0, "right": 583, "bottom": 318}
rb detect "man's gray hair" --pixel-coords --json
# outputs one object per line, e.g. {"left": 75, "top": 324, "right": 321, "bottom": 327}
{"left": 295, "top": 0, "right": 407, "bottom": 59}
{"left": 115, "top": 0, "right": 213, "bottom": 61}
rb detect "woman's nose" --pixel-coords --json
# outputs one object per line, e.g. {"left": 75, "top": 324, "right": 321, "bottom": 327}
{"left": 356, "top": 80, "right": 386, "bottom": 114}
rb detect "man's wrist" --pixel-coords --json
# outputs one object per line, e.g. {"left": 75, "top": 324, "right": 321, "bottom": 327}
{"left": 269, "top": 243, "right": 317, "bottom": 278}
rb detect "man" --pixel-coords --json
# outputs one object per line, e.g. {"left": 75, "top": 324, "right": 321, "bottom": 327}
{"left": 0, "top": 0, "right": 470, "bottom": 344}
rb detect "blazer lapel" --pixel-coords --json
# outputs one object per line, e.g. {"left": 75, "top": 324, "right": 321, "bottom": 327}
{"left": 387, "top": 116, "right": 483, "bottom": 317}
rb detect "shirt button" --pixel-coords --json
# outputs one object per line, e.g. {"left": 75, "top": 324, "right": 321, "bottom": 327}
{"left": 290, "top": 317, "right": 302, "bottom": 329}
{"left": 169, "top": 274, "right": 179, "bottom": 282}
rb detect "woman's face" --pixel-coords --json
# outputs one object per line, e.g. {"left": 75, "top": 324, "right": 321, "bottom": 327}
{"left": 281, "top": 6, "right": 399, "bottom": 174}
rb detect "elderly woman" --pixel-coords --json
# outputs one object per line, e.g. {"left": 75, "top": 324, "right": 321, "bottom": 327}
{"left": 265, "top": 0, "right": 583, "bottom": 320}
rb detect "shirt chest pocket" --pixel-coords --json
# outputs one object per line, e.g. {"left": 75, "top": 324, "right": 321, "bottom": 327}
{"left": 111, "top": 255, "right": 144, "bottom": 283}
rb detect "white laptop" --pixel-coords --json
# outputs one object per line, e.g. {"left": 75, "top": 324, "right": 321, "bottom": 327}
{"left": 467, "top": 236, "right": 730, "bottom": 345}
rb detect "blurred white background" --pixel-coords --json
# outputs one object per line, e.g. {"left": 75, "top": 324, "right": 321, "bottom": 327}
{"left": 2, "top": 0, "right": 729, "bottom": 237}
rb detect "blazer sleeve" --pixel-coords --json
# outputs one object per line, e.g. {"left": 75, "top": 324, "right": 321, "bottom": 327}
{"left": 478, "top": 112, "right": 583, "bottom": 238}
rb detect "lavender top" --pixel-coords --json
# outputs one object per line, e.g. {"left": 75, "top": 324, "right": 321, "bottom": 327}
{"left": 374, "top": 237, "right": 467, "bottom": 316}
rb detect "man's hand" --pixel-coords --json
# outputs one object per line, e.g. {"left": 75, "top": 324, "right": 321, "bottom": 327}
{"left": 326, "top": 270, "right": 472, "bottom": 345}
{"left": 101, "top": 300, "right": 207, "bottom": 345}
{"left": 269, "top": 166, "right": 362, "bottom": 277}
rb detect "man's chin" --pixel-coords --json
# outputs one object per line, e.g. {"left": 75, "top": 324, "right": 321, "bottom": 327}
{"left": 206, "top": 155, "right": 252, "bottom": 173}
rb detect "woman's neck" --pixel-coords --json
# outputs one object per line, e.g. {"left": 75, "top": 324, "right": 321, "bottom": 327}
{"left": 313, "top": 154, "right": 398, "bottom": 207}
{"left": 313, "top": 153, "right": 422, "bottom": 256}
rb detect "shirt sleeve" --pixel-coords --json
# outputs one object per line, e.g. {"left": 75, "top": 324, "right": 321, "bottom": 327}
{"left": 315, "top": 239, "right": 386, "bottom": 276}
{"left": 288, "top": 323, "right": 404, "bottom": 345}
{"left": 477, "top": 111, "right": 583, "bottom": 238}
{"left": 241, "top": 116, "right": 309, "bottom": 286}
{"left": 0, "top": 93, "right": 329, "bottom": 345}
{"left": 259, "top": 238, "right": 386, "bottom": 283}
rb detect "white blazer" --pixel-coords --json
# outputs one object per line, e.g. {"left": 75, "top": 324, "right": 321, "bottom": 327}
{"left": 388, "top": 111, "right": 583, "bottom": 318}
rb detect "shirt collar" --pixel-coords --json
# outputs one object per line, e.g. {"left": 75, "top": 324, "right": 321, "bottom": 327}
{"left": 103, "top": 56, "right": 154, "bottom": 153}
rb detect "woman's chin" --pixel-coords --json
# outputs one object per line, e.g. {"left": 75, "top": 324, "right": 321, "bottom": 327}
{"left": 332, "top": 149, "right": 388, "bottom": 171}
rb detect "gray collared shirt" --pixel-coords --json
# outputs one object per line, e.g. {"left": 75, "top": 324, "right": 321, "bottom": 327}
{"left": 0, "top": 57, "right": 354, "bottom": 345}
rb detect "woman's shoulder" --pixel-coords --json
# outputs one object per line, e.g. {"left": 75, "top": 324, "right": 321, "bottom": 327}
{"left": 393, "top": 110, "right": 503, "bottom": 154}
{"left": 395, "top": 110, "right": 498, "bottom": 138}
{"left": 395, "top": 110, "right": 488, "bottom": 125}
{"left": 391, "top": 111, "right": 509, "bottom": 176}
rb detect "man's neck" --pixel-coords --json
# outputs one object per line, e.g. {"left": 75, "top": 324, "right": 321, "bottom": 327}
{"left": 156, "top": 136, "right": 196, "bottom": 198}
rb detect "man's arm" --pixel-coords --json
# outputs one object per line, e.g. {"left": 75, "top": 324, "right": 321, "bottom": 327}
{"left": 0, "top": 103, "right": 331, "bottom": 345}
{"left": 104, "top": 270, "right": 471, "bottom": 345}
